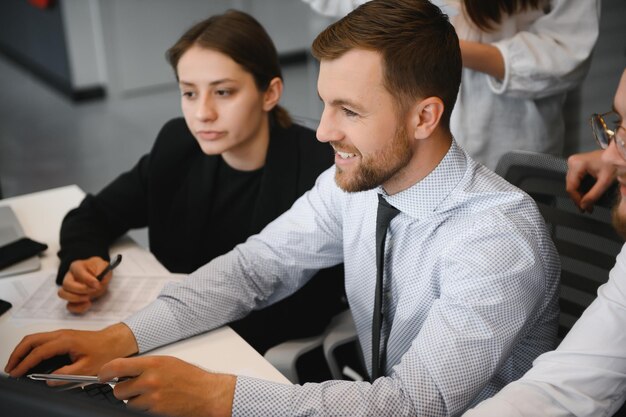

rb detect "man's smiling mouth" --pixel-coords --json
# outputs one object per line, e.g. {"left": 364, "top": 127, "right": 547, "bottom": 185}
{"left": 336, "top": 151, "right": 357, "bottom": 159}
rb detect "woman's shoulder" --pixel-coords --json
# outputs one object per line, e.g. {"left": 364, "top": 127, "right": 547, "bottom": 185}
{"left": 279, "top": 121, "right": 331, "bottom": 157}
{"left": 271, "top": 121, "right": 333, "bottom": 184}
{"left": 149, "top": 118, "right": 205, "bottom": 164}
{"left": 155, "top": 118, "right": 195, "bottom": 146}
{"left": 151, "top": 117, "right": 201, "bottom": 153}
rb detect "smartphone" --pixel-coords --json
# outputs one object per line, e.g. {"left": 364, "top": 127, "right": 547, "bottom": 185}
{"left": 0, "top": 237, "right": 48, "bottom": 270}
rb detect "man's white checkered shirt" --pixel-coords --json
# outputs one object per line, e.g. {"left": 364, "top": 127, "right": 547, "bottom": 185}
{"left": 124, "top": 140, "right": 560, "bottom": 416}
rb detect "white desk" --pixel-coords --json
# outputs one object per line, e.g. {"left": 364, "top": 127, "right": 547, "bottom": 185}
{"left": 0, "top": 185, "right": 289, "bottom": 384}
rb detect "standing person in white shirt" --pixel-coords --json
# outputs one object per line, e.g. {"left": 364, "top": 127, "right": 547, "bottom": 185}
{"left": 5, "top": 2, "right": 559, "bottom": 416}
{"left": 465, "top": 68, "right": 626, "bottom": 417}
{"left": 303, "top": 0, "right": 601, "bottom": 170}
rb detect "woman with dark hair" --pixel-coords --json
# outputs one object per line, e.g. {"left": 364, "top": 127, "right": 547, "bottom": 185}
{"left": 55, "top": 10, "right": 345, "bottom": 355}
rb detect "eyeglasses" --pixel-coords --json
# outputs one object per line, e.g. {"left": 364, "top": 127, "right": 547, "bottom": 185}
{"left": 591, "top": 111, "right": 626, "bottom": 159}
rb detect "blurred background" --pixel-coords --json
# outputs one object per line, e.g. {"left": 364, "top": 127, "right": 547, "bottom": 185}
{"left": 0, "top": 0, "right": 625, "bottom": 200}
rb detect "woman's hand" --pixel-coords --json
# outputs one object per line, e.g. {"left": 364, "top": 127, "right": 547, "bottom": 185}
{"left": 58, "top": 257, "right": 113, "bottom": 313}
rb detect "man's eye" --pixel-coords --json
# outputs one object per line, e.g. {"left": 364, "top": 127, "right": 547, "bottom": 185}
{"left": 181, "top": 91, "right": 195, "bottom": 98}
{"left": 342, "top": 107, "right": 359, "bottom": 118}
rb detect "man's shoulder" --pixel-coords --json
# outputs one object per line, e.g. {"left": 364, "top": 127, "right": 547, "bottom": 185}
{"left": 441, "top": 163, "right": 558, "bottom": 271}
{"left": 463, "top": 159, "right": 530, "bottom": 199}
{"left": 446, "top": 161, "right": 543, "bottom": 229}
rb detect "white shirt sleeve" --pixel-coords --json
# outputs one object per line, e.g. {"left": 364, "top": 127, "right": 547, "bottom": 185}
{"left": 464, "top": 243, "right": 626, "bottom": 417}
{"left": 489, "top": 0, "right": 600, "bottom": 98}
{"left": 124, "top": 168, "right": 344, "bottom": 353}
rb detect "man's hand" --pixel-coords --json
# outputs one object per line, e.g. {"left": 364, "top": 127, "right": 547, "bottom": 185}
{"left": 566, "top": 150, "right": 616, "bottom": 213}
{"left": 58, "top": 257, "right": 113, "bottom": 313}
{"left": 100, "top": 356, "right": 236, "bottom": 417}
{"left": 4, "top": 323, "right": 138, "bottom": 379}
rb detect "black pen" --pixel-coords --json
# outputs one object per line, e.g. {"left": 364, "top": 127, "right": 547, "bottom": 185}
{"left": 96, "top": 254, "right": 123, "bottom": 281}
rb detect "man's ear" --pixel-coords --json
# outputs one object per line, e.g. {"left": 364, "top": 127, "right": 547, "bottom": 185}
{"left": 262, "top": 77, "right": 283, "bottom": 112}
{"left": 408, "top": 97, "right": 444, "bottom": 140}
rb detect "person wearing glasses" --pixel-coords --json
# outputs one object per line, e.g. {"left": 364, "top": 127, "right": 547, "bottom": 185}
{"left": 464, "top": 68, "right": 626, "bottom": 416}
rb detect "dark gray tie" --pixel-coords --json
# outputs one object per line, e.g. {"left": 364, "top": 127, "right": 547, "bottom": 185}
{"left": 372, "top": 194, "right": 400, "bottom": 381}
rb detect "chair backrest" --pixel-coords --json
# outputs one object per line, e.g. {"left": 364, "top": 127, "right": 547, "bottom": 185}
{"left": 495, "top": 151, "right": 623, "bottom": 340}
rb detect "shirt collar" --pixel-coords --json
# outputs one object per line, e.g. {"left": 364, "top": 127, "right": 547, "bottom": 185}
{"left": 378, "top": 140, "right": 468, "bottom": 220}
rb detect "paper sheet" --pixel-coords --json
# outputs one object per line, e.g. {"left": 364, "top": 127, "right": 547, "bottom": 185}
{"left": 11, "top": 273, "right": 184, "bottom": 323}
{"left": 110, "top": 245, "right": 171, "bottom": 276}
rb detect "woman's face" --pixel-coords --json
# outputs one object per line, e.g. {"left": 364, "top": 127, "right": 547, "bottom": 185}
{"left": 177, "top": 45, "right": 272, "bottom": 169}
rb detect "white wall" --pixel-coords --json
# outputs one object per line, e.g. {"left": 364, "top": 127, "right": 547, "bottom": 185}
{"left": 61, "top": 0, "right": 107, "bottom": 90}
{"left": 60, "top": 0, "right": 316, "bottom": 97}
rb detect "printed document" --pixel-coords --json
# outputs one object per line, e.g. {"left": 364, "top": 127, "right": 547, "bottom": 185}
{"left": 12, "top": 273, "right": 184, "bottom": 323}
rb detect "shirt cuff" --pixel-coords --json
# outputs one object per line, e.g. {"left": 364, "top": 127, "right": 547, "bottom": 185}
{"left": 232, "top": 376, "right": 294, "bottom": 417}
{"left": 486, "top": 42, "right": 510, "bottom": 95}
{"left": 123, "top": 298, "right": 183, "bottom": 353}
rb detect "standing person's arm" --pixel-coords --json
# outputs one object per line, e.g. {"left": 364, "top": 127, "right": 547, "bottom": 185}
{"left": 459, "top": 40, "right": 505, "bottom": 80}
{"left": 484, "top": 0, "right": 600, "bottom": 99}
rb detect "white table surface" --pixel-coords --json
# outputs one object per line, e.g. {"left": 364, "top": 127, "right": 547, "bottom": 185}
{"left": 0, "top": 185, "right": 289, "bottom": 384}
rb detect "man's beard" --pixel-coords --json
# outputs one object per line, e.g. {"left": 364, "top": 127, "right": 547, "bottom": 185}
{"left": 334, "top": 124, "right": 413, "bottom": 193}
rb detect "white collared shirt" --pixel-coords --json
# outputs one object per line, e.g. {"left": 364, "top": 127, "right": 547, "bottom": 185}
{"left": 125, "top": 141, "right": 560, "bottom": 416}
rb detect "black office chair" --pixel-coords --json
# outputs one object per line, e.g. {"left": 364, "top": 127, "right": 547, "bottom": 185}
{"left": 495, "top": 150, "right": 622, "bottom": 341}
